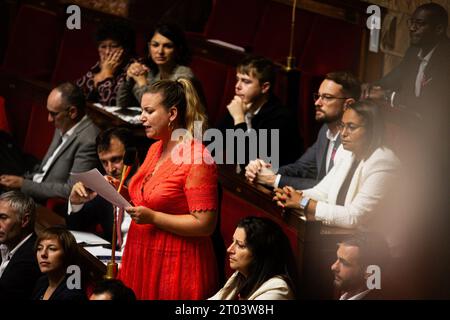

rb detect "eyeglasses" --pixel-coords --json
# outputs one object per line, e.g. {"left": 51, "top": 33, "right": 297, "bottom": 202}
{"left": 313, "top": 93, "right": 349, "bottom": 103}
{"left": 48, "top": 108, "right": 69, "bottom": 117}
{"left": 337, "top": 122, "right": 365, "bottom": 134}
{"left": 407, "top": 18, "right": 428, "bottom": 28}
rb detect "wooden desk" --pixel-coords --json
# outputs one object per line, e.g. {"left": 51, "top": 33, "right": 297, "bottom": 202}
{"left": 218, "top": 165, "right": 354, "bottom": 299}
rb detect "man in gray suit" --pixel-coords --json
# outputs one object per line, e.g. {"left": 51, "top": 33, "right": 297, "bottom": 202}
{"left": 245, "top": 72, "right": 360, "bottom": 190}
{"left": 0, "top": 83, "right": 100, "bottom": 203}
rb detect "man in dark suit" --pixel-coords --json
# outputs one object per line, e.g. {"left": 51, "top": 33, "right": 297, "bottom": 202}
{"left": 245, "top": 72, "right": 361, "bottom": 190}
{"left": 66, "top": 127, "right": 136, "bottom": 246}
{"left": 218, "top": 55, "right": 302, "bottom": 170}
{"left": 0, "top": 191, "right": 41, "bottom": 299}
{"left": 0, "top": 82, "right": 100, "bottom": 203}
{"left": 365, "top": 3, "right": 449, "bottom": 120}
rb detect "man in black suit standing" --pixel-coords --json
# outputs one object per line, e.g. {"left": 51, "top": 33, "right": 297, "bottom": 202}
{"left": 364, "top": 4, "right": 450, "bottom": 297}
{"left": 245, "top": 72, "right": 361, "bottom": 190}
{"left": 0, "top": 191, "right": 41, "bottom": 299}
{"left": 365, "top": 3, "right": 449, "bottom": 119}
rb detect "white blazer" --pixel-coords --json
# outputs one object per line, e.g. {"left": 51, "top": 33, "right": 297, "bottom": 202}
{"left": 302, "top": 145, "right": 400, "bottom": 229}
{"left": 208, "top": 272, "right": 294, "bottom": 300}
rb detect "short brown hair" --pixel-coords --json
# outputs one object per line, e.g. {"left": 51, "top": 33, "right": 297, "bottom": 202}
{"left": 35, "top": 226, "right": 78, "bottom": 269}
{"left": 237, "top": 55, "right": 276, "bottom": 88}
{"left": 325, "top": 71, "right": 361, "bottom": 100}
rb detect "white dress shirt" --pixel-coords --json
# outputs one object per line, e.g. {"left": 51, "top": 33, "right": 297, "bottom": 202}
{"left": 0, "top": 233, "right": 33, "bottom": 278}
{"left": 273, "top": 129, "right": 339, "bottom": 188}
{"left": 415, "top": 46, "right": 436, "bottom": 97}
{"left": 340, "top": 289, "right": 371, "bottom": 300}
{"left": 33, "top": 115, "right": 88, "bottom": 183}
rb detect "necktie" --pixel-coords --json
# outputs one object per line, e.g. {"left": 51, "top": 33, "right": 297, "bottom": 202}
{"left": 336, "top": 160, "right": 360, "bottom": 206}
{"left": 329, "top": 145, "right": 337, "bottom": 171}
{"left": 415, "top": 56, "right": 427, "bottom": 97}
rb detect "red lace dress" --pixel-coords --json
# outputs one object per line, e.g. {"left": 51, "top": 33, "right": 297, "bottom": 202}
{"left": 118, "top": 139, "right": 219, "bottom": 299}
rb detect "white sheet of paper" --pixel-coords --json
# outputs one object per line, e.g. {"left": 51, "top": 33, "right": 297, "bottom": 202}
{"left": 70, "top": 169, "right": 131, "bottom": 209}
{"left": 70, "top": 230, "right": 110, "bottom": 245}
{"left": 83, "top": 246, "right": 122, "bottom": 265}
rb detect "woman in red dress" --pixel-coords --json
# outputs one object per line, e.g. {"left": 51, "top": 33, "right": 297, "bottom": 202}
{"left": 118, "top": 78, "right": 218, "bottom": 299}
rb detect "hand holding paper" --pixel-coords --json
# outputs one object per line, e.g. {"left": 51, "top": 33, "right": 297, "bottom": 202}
{"left": 71, "top": 169, "right": 131, "bottom": 209}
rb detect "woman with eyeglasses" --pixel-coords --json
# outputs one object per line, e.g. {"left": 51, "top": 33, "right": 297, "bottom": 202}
{"left": 273, "top": 99, "right": 400, "bottom": 229}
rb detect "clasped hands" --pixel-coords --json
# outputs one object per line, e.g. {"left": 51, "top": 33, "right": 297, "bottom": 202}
{"left": 272, "top": 186, "right": 302, "bottom": 210}
{"left": 245, "top": 159, "right": 276, "bottom": 187}
{"left": 126, "top": 61, "right": 149, "bottom": 86}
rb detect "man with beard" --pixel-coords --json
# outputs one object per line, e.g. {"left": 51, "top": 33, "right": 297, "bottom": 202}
{"left": 331, "top": 233, "right": 389, "bottom": 300}
{"left": 245, "top": 72, "right": 360, "bottom": 190}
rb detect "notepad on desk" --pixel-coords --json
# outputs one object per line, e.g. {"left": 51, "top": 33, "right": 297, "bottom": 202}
{"left": 83, "top": 245, "right": 123, "bottom": 265}
{"left": 70, "top": 230, "right": 110, "bottom": 246}
{"left": 70, "top": 230, "right": 122, "bottom": 265}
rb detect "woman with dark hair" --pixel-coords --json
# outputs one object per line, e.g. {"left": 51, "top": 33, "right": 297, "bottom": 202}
{"left": 118, "top": 78, "right": 217, "bottom": 300}
{"left": 32, "top": 226, "right": 86, "bottom": 300}
{"left": 77, "top": 21, "right": 136, "bottom": 106}
{"left": 209, "top": 216, "right": 296, "bottom": 300}
{"left": 117, "top": 23, "right": 197, "bottom": 108}
{"left": 274, "top": 99, "right": 400, "bottom": 229}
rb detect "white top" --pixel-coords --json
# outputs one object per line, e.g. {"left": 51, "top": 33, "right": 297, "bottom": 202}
{"left": 209, "top": 271, "right": 294, "bottom": 300}
{"left": 273, "top": 129, "right": 339, "bottom": 188}
{"left": 302, "top": 146, "right": 400, "bottom": 229}
{"left": 33, "top": 115, "right": 88, "bottom": 183}
{"left": 415, "top": 46, "right": 436, "bottom": 97}
{"left": 0, "top": 233, "right": 33, "bottom": 278}
{"left": 340, "top": 290, "right": 371, "bottom": 300}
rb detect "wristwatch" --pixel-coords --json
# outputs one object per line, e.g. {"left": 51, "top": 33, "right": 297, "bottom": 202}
{"left": 299, "top": 197, "right": 310, "bottom": 211}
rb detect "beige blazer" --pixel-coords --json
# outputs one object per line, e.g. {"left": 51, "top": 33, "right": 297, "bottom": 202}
{"left": 209, "top": 272, "right": 294, "bottom": 300}
{"left": 302, "top": 145, "right": 400, "bottom": 229}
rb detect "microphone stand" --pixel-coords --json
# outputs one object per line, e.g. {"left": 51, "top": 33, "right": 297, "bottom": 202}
{"left": 105, "top": 165, "right": 131, "bottom": 279}
{"left": 104, "top": 147, "right": 136, "bottom": 279}
{"left": 105, "top": 205, "right": 118, "bottom": 279}
{"left": 286, "top": 0, "right": 297, "bottom": 71}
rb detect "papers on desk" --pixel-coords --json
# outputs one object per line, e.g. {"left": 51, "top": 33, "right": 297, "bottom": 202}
{"left": 70, "top": 230, "right": 109, "bottom": 246}
{"left": 207, "top": 39, "right": 245, "bottom": 52}
{"left": 70, "top": 169, "right": 131, "bottom": 209}
{"left": 70, "top": 230, "right": 122, "bottom": 265}
{"left": 83, "top": 246, "right": 122, "bottom": 265}
{"left": 93, "top": 103, "right": 141, "bottom": 125}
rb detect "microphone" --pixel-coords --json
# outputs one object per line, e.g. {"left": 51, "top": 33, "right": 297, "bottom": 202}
{"left": 117, "top": 147, "right": 137, "bottom": 193}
